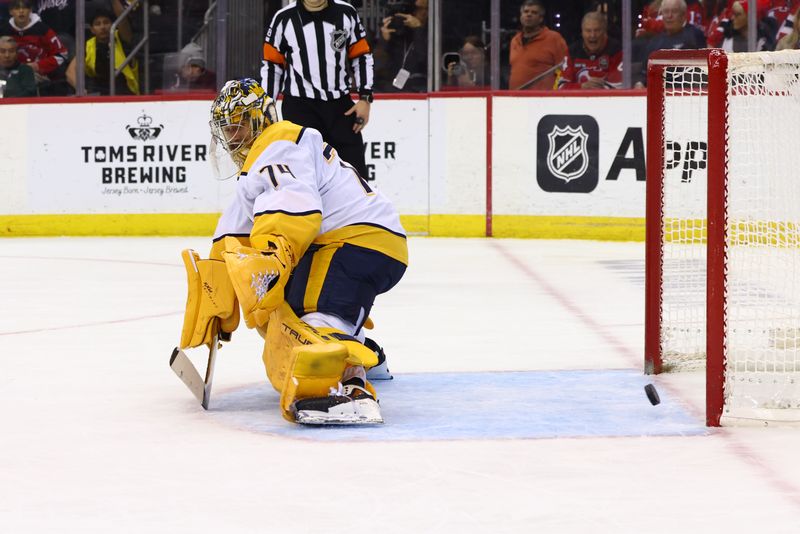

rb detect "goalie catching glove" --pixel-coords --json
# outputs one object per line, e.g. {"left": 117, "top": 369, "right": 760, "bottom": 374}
{"left": 179, "top": 249, "right": 240, "bottom": 349}
{"left": 222, "top": 237, "right": 294, "bottom": 329}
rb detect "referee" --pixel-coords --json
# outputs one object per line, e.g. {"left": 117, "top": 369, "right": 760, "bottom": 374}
{"left": 261, "top": 0, "right": 374, "bottom": 179}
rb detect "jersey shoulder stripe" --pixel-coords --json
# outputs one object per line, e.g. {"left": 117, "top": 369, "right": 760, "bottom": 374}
{"left": 349, "top": 221, "right": 407, "bottom": 239}
{"left": 212, "top": 232, "right": 251, "bottom": 243}
{"left": 314, "top": 223, "right": 408, "bottom": 265}
{"left": 255, "top": 208, "right": 323, "bottom": 218}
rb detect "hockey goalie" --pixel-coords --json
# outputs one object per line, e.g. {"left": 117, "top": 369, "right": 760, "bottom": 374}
{"left": 174, "top": 78, "right": 407, "bottom": 425}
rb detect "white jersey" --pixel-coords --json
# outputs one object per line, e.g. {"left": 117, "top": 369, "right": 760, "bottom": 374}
{"left": 211, "top": 121, "right": 407, "bottom": 267}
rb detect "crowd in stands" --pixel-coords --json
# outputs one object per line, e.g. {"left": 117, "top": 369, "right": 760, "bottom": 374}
{"left": 65, "top": 0, "right": 138, "bottom": 95}
{"left": 451, "top": 0, "right": 800, "bottom": 90}
{"left": 0, "top": 0, "right": 206, "bottom": 97}
{"left": 0, "top": 0, "right": 69, "bottom": 95}
{"left": 1, "top": 0, "right": 799, "bottom": 99}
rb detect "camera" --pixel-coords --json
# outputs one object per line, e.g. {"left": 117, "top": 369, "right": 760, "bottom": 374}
{"left": 443, "top": 52, "right": 465, "bottom": 76}
{"left": 385, "top": 0, "right": 415, "bottom": 16}
{"left": 387, "top": 15, "right": 406, "bottom": 32}
{"left": 385, "top": 0, "right": 415, "bottom": 35}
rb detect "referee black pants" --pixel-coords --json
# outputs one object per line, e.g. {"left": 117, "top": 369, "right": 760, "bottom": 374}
{"left": 281, "top": 95, "right": 368, "bottom": 180}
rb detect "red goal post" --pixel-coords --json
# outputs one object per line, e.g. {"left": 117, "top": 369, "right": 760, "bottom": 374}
{"left": 645, "top": 49, "right": 800, "bottom": 426}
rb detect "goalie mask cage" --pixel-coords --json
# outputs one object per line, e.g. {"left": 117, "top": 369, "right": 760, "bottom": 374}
{"left": 645, "top": 49, "right": 800, "bottom": 426}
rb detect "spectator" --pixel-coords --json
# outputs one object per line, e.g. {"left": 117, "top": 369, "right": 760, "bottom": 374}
{"left": 705, "top": 0, "right": 732, "bottom": 48}
{"left": 0, "top": 0, "right": 67, "bottom": 81}
{"left": 374, "top": 0, "right": 428, "bottom": 93}
{"left": 776, "top": 4, "right": 800, "bottom": 50}
{"left": 637, "top": 0, "right": 705, "bottom": 38}
{"left": 708, "top": 0, "right": 777, "bottom": 48}
{"left": 722, "top": 0, "right": 775, "bottom": 52}
{"left": 169, "top": 54, "right": 215, "bottom": 93}
{"left": 443, "top": 35, "right": 488, "bottom": 90}
{"left": 0, "top": 34, "right": 36, "bottom": 96}
{"left": 508, "top": 0, "right": 568, "bottom": 90}
{"left": 559, "top": 11, "right": 622, "bottom": 90}
{"left": 635, "top": 0, "right": 706, "bottom": 87}
{"left": 65, "top": 0, "right": 138, "bottom": 95}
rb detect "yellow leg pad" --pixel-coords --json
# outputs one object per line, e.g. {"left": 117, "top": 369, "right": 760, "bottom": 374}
{"left": 279, "top": 343, "right": 351, "bottom": 422}
{"left": 261, "top": 302, "right": 362, "bottom": 391}
{"left": 316, "top": 328, "right": 379, "bottom": 369}
{"left": 261, "top": 302, "right": 380, "bottom": 421}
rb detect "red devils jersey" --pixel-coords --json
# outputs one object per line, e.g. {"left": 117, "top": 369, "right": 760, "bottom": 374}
{"left": 772, "top": 1, "right": 800, "bottom": 42}
{"left": 558, "top": 38, "right": 622, "bottom": 90}
{"left": 0, "top": 13, "right": 67, "bottom": 75}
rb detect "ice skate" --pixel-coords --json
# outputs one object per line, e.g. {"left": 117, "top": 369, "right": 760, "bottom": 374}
{"left": 292, "top": 377, "right": 383, "bottom": 425}
{"left": 364, "top": 338, "right": 393, "bottom": 380}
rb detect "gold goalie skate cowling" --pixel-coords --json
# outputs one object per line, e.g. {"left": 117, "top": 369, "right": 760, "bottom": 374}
{"left": 261, "top": 302, "right": 379, "bottom": 421}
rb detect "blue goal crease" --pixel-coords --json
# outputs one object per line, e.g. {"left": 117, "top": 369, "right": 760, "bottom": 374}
{"left": 207, "top": 369, "right": 707, "bottom": 442}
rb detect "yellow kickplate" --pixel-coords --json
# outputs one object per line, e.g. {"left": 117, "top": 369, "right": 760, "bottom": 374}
{"left": 291, "top": 343, "right": 349, "bottom": 378}
{"left": 280, "top": 343, "right": 349, "bottom": 421}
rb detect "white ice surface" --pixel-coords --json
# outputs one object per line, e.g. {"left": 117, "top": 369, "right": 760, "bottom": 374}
{"left": 2, "top": 237, "right": 800, "bottom": 533}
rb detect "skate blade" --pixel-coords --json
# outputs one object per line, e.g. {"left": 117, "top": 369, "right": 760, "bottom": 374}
{"left": 366, "top": 360, "right": 393, "bottom": 381}
{"left": 295, "top": 412, "right": 384, "bottom": 425}
{"left": 294, "top": 399, "right": 384, "bottom": 425}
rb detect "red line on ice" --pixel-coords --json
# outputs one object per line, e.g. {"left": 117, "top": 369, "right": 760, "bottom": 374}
{"left": 491, "top": 240, "right": 800, "bottom": 510}
{"left": 0, "top": 311, "right": 182, "bottom": 336}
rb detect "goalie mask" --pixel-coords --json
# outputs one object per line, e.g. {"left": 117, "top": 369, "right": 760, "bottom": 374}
{"left": 209, "top": 78, "right": 278, "bottom": 168}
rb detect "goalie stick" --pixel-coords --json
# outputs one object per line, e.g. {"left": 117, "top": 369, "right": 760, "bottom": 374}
{"left": 169, "top": 335, "right": 218, "bottom": 410}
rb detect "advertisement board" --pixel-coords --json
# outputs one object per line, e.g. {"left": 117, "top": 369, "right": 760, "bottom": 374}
{"left": 28, "top": 101, "right": 223, "bottom": 214}
{"left": 493, "top": 95, "right": 647, "bottom": 218}
{"left": 1, "top": 93, "right": 651, "bottom": 239}
{"left": 20, "top": 99, "right": 431, "bottom": 218}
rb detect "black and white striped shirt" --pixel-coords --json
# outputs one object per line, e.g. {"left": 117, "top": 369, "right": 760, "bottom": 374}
{"left": 261, "top": 0, "right": 374, "bottom": 101}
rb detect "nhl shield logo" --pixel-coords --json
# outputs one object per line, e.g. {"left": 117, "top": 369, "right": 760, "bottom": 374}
{"left": 536, "top": 115, "right": 599, "bottom": 193}
{"left": 546, "top": 125, "right": 589, "bottom": 182}
{"left": 330, "top": 29, "right": 348, "bottom": 52}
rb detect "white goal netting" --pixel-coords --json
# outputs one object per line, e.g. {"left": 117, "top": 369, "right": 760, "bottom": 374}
{"left": 661, "top": 63, "right": 708, "bottom": 372}
{"left": 658, "top": 51, "right": 800, "bottom": 422}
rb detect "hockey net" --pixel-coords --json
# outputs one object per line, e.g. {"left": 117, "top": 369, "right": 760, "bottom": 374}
{"left": 645, "top": 49, "right": 800, "bottom": 425}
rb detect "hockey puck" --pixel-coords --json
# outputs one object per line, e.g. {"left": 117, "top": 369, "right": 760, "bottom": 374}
{"left": 644, "top": 383, "right": 661, "bottom": 406}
